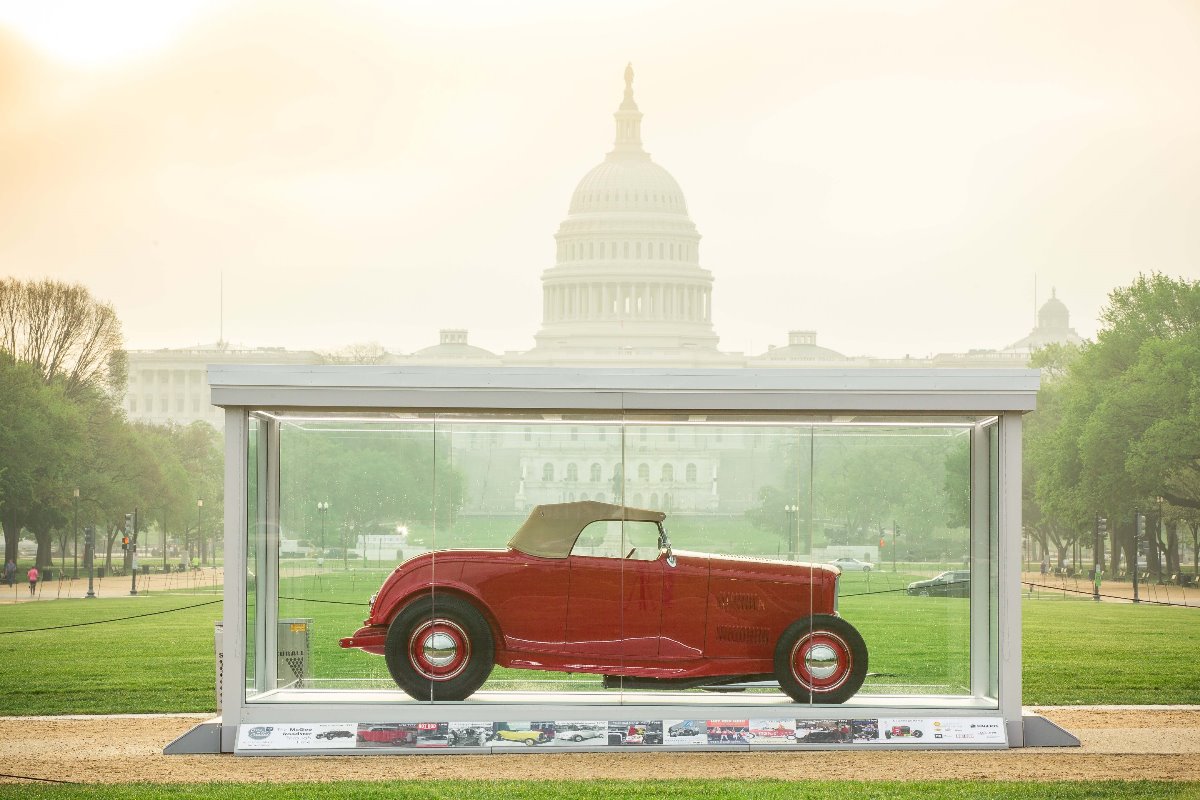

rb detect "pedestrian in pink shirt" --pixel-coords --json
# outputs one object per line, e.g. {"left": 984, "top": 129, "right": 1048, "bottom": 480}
{"left": 27, "top": 566, "right": 38, "bottom": 596}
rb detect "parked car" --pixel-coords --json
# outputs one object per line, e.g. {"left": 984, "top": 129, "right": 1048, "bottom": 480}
{"left": 356, "top": 725, "right": 417, "bottom": 745}
{"left": 315, "top": 729, "right": 353, "bottom": 740}
{"left": 668, "top": 720, "right": 704, "bottom": 737}
{"left": 491, "top": 728, "right": 548, "bottom": 746}
{"left": 829, "top": 557, "right": 873, "bottom": 572}
{"left": 556, "top": 723, "right": 604, "bottom": 742}
{"left": 906, "top": 570, "right": 970, "bottom": 597}
{"left": 341, "top": 501, "right": 868, "bottom": 705}
{"left": 795, "top": 726, "right": 850, "bottom": 743}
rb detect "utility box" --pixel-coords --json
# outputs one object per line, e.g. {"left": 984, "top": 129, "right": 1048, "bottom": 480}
{"left": 277, "top": 618, "right": 312, "bottom": 688}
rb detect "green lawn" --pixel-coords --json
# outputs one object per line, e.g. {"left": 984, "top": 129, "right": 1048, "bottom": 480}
{"left": 0, "top": 571, "right": 1197, "bottom": 715}
{"left": 1, "top": 782, "right": 1198, "bottom": 800}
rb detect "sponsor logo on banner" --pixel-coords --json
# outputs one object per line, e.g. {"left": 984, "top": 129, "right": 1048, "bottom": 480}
{"left": 238, "top": 723, "right": 357, "bottom": 750}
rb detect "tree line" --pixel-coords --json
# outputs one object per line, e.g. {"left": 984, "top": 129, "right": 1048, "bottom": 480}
{"left": 1027, "top": 273, "right": 1200, "bottom": 582}
{"left": 0, "top": 278, "right": 223, "bottom": 574}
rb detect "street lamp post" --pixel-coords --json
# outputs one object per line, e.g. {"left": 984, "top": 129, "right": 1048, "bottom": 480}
{"left": 783, "top": 505, "right": 798, "bottom": 560}
{"left": 317, "top": 502, "right": 329, "bottom": 565}
{"left": 1155, "top": 495, "right": 1165, "bottom": 580}
{"left": 892, "top": 520, "right": 899, "bottom": 573}
{"left": 196, "top": 500, "right": 203, "bottom": 569}
{"left": 73, "top": 488, "right": 79, "bottom": 579}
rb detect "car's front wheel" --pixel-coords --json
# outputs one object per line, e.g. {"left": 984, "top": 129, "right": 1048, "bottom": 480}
{"left": 384, "top": 594, "right": 495, "bottom": 701}
{"left": 774, "top": 614, "right": 868, "bottom": 705}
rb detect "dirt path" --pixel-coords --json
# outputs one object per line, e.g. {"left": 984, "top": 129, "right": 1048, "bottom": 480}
{"left": 0, "top": 568, "right": 225, "bottom": 603}
{"left": 1, "top": 708, "right": 1198, "bottom": 784}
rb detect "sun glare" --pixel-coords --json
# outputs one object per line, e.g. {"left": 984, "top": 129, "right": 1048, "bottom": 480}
{"left": 0, "top": 0, "right": 215, "bottom": 67}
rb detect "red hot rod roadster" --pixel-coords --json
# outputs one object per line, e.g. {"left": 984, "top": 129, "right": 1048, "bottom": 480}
{"left": 340, "top": 501, "right": 868, "bottom": 704}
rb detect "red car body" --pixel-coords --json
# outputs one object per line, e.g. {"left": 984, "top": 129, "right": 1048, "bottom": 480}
{"left": 356, "top": 726, "right": 417, "bottom": 745}
{"left": 340, "top": 501, "right": 868, "bottom": 704}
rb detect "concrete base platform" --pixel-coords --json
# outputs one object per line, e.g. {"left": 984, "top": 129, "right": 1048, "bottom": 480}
{"left": 1022, "top": 713, "right": 1081, "bottom": 747}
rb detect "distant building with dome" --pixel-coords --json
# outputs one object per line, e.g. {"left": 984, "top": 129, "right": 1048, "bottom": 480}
{"left": 122, "top": 66, "right": 1084, "bottom": 436}
{"left": 1006, "top": 288, "right": 1084, "bottom": 352}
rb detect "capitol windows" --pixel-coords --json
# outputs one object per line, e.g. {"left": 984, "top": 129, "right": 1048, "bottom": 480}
{"left": 590, "top": 463, "right": 602, "bottom": 482}
{"left": 661, "top": 463, "right": 674, "bottom": 482}
{"left": 686, "top": 463, "right": 697, "bottom": 483}
{"left": 567, "top": 463, "right": 578, "bottom": 481}
{"left": 542, "top": 463, "right": 555, "bottom": 482}
{"left": 650, "top": 492, "right": 659, "bottom": 507}
{"left": 635, "top": 242, "right": 642, "bottom": 258}
{"left": 129, "top": 398, "right": 138, "bottom": 413}
{"left": 637, "top": 463, "right": 650, "bottom": 481}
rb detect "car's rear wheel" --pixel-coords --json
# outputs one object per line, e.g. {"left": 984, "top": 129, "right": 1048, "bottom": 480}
{"left": 384, "top": 594, "right": 495, "bottom": 701}
{"left": 774, "top": 614, "right": 868, "bottom": 705}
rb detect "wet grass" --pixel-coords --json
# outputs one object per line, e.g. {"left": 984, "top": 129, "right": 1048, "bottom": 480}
{"left": 0, "top": 569, "right": 1196, "bottom": 715}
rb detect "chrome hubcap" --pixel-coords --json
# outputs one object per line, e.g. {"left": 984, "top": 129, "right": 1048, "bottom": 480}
{"left": 804, "top": 643, "right": 840, "bottom": 680}
{"left": 422, "top": 631, "right": 458, "bottom": 668}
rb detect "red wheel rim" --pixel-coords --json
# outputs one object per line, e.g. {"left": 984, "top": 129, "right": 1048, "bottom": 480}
{"left": 408, "top": 618, "right": 470, "bottom": 681}
{"left": 789, "top": 629, "right": 852, "bottom": 693}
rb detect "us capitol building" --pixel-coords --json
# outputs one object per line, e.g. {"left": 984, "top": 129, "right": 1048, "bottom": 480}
{"left": 121, "top": 66, "right": 1082, "bottom": 514}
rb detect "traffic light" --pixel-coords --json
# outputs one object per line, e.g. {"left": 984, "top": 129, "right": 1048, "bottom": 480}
{"left": 123, "top": 512, "right": 133, "bottom": 550}
{"left": 83, "top": 526, "right": 94, "bottom": 546}
{"left": 1135, "top": 512, "right": 1145, "bottom": 538}
{"left": 1097, "top": 516, "right": 1107, "bottom": 537}
{"left": 121, "top": 535, "right": 129, "bottom": 551}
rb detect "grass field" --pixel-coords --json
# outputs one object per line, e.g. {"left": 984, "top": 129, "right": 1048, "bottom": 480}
{"left": 1, "top": 781, "right": 1199, "bottom": 799}
{"left": 1, "top": 568, "right": 1197, "bottom": 715}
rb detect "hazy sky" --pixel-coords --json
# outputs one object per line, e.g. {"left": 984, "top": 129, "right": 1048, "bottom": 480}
{"left": 1, "top": 0, "right": 1197, "bottom": 358}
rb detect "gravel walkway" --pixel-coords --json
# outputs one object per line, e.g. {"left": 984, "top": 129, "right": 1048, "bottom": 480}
{"left": 1, "top": 708, "right": 1198, "bottom": 784}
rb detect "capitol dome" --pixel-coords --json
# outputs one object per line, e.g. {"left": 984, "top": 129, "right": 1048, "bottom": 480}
{"left": 524, "top": 65, "right": 725, "bottom": 365}
{"left": 569, "top": 159, "right": 689, "bottom": 215}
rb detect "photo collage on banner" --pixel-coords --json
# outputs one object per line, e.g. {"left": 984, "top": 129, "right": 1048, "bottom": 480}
{"left": 238, "top": 717, "right": 1006, "bottom": 750}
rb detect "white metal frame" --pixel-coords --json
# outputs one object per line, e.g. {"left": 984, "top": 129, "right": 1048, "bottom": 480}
{"left": 209, "top": 366, "right": 1039, "bottom": 753}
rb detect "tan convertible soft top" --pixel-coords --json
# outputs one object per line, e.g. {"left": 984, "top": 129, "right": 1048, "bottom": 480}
{"left": 508, "top": 501, "right": 666, "bottom": 559}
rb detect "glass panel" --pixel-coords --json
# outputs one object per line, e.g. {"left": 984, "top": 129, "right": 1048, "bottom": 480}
{"left": 245, "top": 414, "right": 258, "bottom": 700}
{"left": 988, "top": 422, "right": 1000, "bottom": 701}
{"left": 819, "top": 424, "right": 973, "bottom": 698}
{"left": 243, "top": 409, "right": 990, "bottom": 709}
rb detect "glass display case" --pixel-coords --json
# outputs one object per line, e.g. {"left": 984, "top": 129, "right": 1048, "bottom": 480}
{"left": 195, "top": 367, "right": 1039, "bottom": 754}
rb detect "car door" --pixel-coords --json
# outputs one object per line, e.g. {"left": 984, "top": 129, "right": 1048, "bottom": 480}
{"left": 565, "top": 519, "right": 664, "bottom": 658}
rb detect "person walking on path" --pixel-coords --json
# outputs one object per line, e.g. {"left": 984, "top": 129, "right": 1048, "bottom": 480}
{"left": 26, "top": 565, "right": 38, "bottom": 596}
{"left": 3, "top": 559, "right": 14, "bottom": 587}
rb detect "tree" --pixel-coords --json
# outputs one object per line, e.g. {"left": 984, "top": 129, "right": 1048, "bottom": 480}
{"left": 1028, "top": 273, "right": 1200, "bottom": 581}
{"left": 0, "top": 353, "right": 83, "bottom": 568}
{"left": 0, "top": 278, "right": 126, "bottom": 396}
{"left": 320, "top": 342, "right": 389, "bottom": 364}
